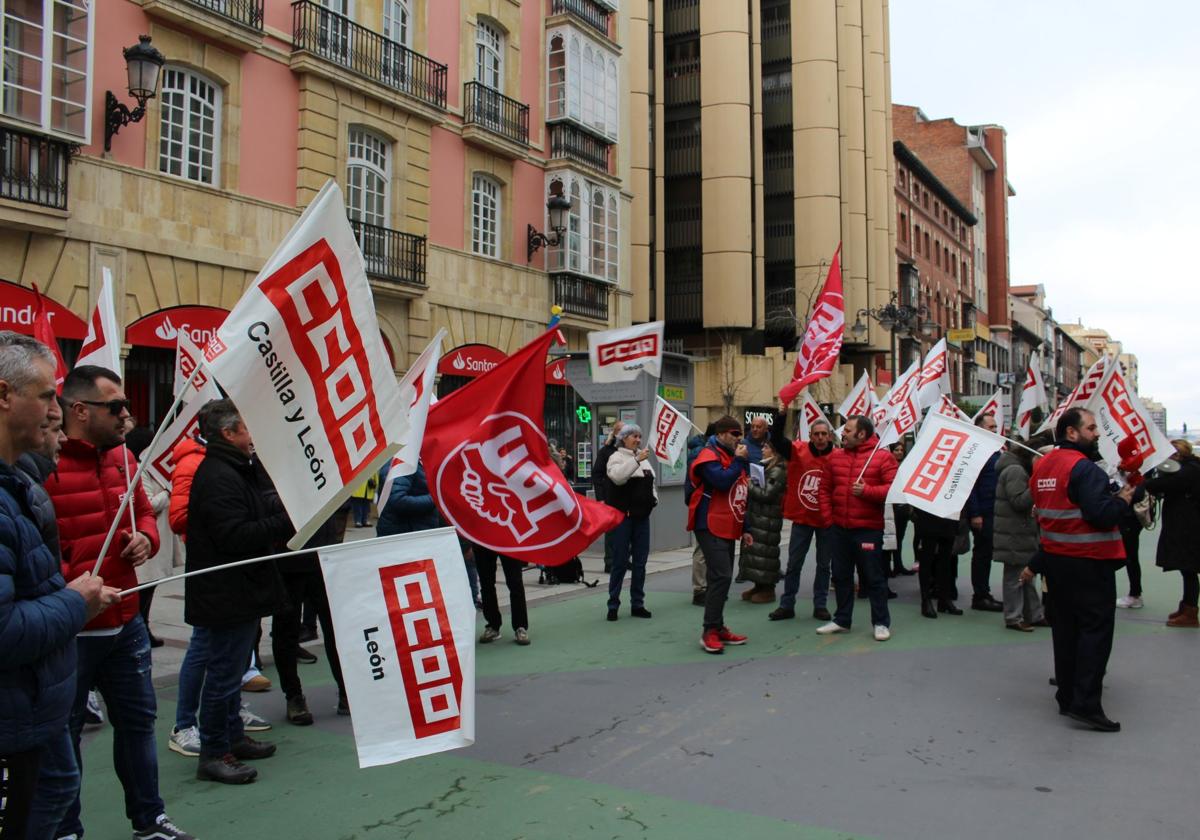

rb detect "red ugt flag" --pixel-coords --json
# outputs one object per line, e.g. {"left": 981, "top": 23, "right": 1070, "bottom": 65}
{"left": 31, "top": 284, "right": 67, "bottom": 392}
{"left": 780, "top": 244, "right": 844, "bottom": 405}
{"left": 422, "top": 329, "right": 622, "bottom": 565}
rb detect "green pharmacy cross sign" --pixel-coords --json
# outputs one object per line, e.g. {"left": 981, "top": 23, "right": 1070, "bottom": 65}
{"left": 576, "top": 405, "right": 593, "bottom": 424}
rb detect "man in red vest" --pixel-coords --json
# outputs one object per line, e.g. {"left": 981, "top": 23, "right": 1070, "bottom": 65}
{"left": 768, "top": 401, "right": 834, "bottom": 621}
{"left": 687, "top": 415, "right": 751, "bottom": 654}
{"left": 1022, "top": 407, "right": 1133, "bottom": 732}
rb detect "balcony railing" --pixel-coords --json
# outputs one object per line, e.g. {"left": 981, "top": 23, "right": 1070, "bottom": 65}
{"left": 551, "top": 0, "right": 611, "bottom": 39}
{"left": 664, "top": 204, "right": 701, "bottom": 249}
{"left": 664, "top": 0, "right": 699, "bottom": 35}
{"left": 0, "top": 125, "right": 71, "bottom": 210}
{"left": 292, "top": 0, "right": 447, "bottom": 110}
{"left": 664, "top": 274, "right": 702, "bottom": 327}
{"left": 349, "top": 219, "right": 427, "bottom": 287}
{"left": 549, "top": 123, "right": 612, "bottom": 174}
{"left": 664, "top": 129, "right": 700, "bottom": 176}
{"left": 184, "top": 0, "right": 263, "bottom": 30}
{"left": 665, "top": 58, "right": 700, "bottom": 104}
{"left": 463, "top": 82, "right": 529, "bottom": 146}
{"left": 552, "top": 272, "right": 610, "bottom": 321}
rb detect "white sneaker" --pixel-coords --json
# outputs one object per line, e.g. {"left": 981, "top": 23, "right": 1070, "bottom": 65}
{"left": 815, "top": 621, "right": 849, "bottom": 635}
{"left": 239, "top": 703, "right": 272, "bottom": 732}
{"left": 1116, "top": 595, "right": 1144, "bottom": 609}
{"left": 168, "top": 725, "right": 200, "bottom": 757}
{"left": 873, "top": 625, "right": 891, "bottom": 642}
{"left": 84, "top": 690, "right": 104, "bottom": 726}
{"left": 479, "top": 627, "right": 502, "bottom": 643}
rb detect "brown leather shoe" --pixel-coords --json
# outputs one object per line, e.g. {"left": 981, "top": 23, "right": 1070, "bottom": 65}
{"left": 749, "top": 587, "right": 777, "bottom": 604}
{"left": 1166, "top": 605, "right": 1199, "bottom": 628}
{"left": 741, "top": 586, "right": 757, "bottom": 601}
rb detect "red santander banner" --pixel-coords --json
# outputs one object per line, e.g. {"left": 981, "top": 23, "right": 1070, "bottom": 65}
{"left": 126, "top": 305, "right": 228, "bottom": 349}
{"left": 437, "top": 344, "right": 506, "bottom": 378}
{"left": 0, "top": 279, "right": 87, "bottom": 339}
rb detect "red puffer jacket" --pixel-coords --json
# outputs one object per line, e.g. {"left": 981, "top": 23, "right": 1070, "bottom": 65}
{"left": 827, "top": 434, "right": 898, "bottom": 531}
{"left": 169, "top": 437, "right": 206, "bottom": 539}
{"left": 781, "top": 441, "right": 834, "bottom": 528}
{"left": 46, "top": 439, "right": 158, "bottom": 630}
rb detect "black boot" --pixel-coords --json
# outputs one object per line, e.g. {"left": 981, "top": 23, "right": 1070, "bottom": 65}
{"left": 287, "top": 694, "right": 313, "bottom": 726}
{"left": 937, "top": 600, "right": 963, "bottom": 615}
{"left": 197, "top": 753, "right": 258, "bottom": 784}
{"left": 921, "top": 599, "right": 937, "bottom": 619}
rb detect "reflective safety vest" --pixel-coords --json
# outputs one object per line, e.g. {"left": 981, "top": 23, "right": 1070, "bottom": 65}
{"left": 1030, "top": 448, "right": 1125, "bottom": 560}
{"left": 687, "top": 444, "right": 749, "bottom": 540}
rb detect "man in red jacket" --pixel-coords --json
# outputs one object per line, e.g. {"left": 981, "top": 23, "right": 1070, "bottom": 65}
{"left": 47, "top": 366, "right": 193, "bottom": 840}
{"left": 769, "top": 403, "right": 835, "bottom": 621}
{"left": 817, "top": 414, "right": 898, "bottom": 641}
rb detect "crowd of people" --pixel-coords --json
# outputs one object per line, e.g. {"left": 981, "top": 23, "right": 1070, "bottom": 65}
{"left": 4, "top": 327, "right": 1199, "bottom": 838}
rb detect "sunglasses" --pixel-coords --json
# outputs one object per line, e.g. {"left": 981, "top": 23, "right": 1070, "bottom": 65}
{"left": 79, "top": 398, "right": 132, "bottom": 416}
{"left": 725, "top": 430, "right": 743, "bottom": 438}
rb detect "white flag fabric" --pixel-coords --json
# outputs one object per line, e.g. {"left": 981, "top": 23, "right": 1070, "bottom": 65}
{"left": 880, "top": 361, "right": 921, "bottom": 417}
{"left": 142, "top": 373, "right": 222, "bottom": 488}
{"left": 973, "top": 388, "right": 1006, "bottom": 432}
{"left": 886, "top": 412, "right": 1007, "bottom": 518}
{"left": 1039, "top": 355, "right": 1107, "bottom": 435}
{"left": 173, "top": 330, "right": 211, "bottom": 399}
{"left": 837, "top": 371, "right": 873, "bottom": 420}
{"left": 916, "top": 338, "right": 951, "bottom": 409}
{"left": 934, "top": 394, "right": 970, "bottom": 422}
{"left": 76, "top": 267, "right": 122, "bottom": 374}
{"left": 1085, "top": 361, "right": 1175, "bottom": 474}
{"left": 204, "top": 180, "right": 402, "bottom": 549}
{"left": 587, "top": 321, "right": 664, "bottom": 383}
{"left": 1016, "top": 352, "right": 1048, "bottom": 439}
{"left": 649, "top": 395, "right": 689, "bottom": 465}
{"left": 797, "top": 391, "right": 832, "bottom": 441}
{"left": 376, "top": 332, "right": 445, "bottom": 510}
{"left": 319, "top": 529, "right": 475, "bottom": 768}
{"left": 877, "top": 389, "right": 922, "bottom": 449}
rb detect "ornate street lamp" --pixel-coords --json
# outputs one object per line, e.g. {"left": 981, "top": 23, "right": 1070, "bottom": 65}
{"left": 104, "top": 35, "right": 166, "bottom": 152}
{"left": 851, "top": 288, "right": 932, "bottom": 378}
{"left": 527, "top": 194, "right": 572, "bottom": 261}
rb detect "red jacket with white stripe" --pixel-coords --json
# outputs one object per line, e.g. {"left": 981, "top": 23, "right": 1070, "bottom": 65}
{"left": 46, "top": 439, "right": 159, "bottom": 630}
{"left": 827, "top": 435, "right": 898, "bottom": 531}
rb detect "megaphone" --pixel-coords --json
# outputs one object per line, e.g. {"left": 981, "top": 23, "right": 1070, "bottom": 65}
{"left": 1154, "top": 459, "right": 1181, "bottom": 474}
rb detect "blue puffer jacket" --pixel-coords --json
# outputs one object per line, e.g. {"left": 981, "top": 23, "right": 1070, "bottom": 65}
{"left": 0, "top": 462, "right": 86, "bottom": 753}
{"left": 965, "top": 451, "right": 1000, "bottom": 518}
{"left": 376, "top": 465, "right": 442, "bottom": 536}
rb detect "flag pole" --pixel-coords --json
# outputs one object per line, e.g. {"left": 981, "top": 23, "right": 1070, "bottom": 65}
{"left": 92, "top": 364, "right": 205, "bottom": 576}
{"left": 115, "top": 543, "right": 323, "bottom": 598}
{"left": 122, "top": 448, "right": 138, "bottom": 533}
{"left": 939, "top": 413, "right": 1044, "bottom": 459}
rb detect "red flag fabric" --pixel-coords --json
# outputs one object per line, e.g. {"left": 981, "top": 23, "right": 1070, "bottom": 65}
{"left": 31, "top": 284, "right": 67, "bottom": 392}
{"left": 423, "top": 329, "right": 622, "bottom": 565}
{"left": 779, "top": 244, "right": 844, "bottom": 405}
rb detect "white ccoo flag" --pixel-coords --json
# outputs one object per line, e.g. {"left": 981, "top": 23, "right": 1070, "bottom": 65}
{"left": 973, "top": 388, "right": 1006, "bottom": 432}
{"left": 934, "top": 394, "right": 971, "bottom": 422}
{"left": 204, "top": 180, "right": 403, "bottom": 549}
{"left": 319, "top": 528, "right": 476, "bottom": 768}
{"left": 798, "top": 391, "right": 833, "bottom": 441}
{"left": 649, "top": 395, "right": 689, "bottom": 466}
{"left": 142, "top": 373, "right": 222, "bottom": 488}
{"left": 587, "top": 321, "right": 664, "bottom": 383}
{"left": 1084, "top": 360, "right": 1175, "bottom": 474}
{"left": 376, "top": 330, "right": 446, "bottom": 509}
{"left": 1039, "top": 355, "right": 1107, "bottom": 436}
{"left": 886, "top": 412, "right": 1007, "bottom": 519}
{"left": 1015, "top": 352, "right": 1048, "bottom": 439}
{"left": 916, "top": 338, "right": 951, "bottom": 409}
{"left": 173, "top": 329, "right": 213, "bottom": 399}
{"left": 837, "top": 371, "right": 874, "bottom": 420}
{"left": 76, "top": 267, "right": 122, "bottom": 374}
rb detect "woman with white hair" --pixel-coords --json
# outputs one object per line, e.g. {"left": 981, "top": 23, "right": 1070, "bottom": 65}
{"left": 605, "top": 423, "right": 658, "bottom": 621}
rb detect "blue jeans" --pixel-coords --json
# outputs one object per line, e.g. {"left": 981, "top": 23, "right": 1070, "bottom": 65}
{"left": 25, "top": 724, "right": 79, "bottom": 840}
{"left": 61, "top": 616, "right": 163, "bottom": 837}
{"left": 830, "top": 526, "right": 890, "bottom": 629}
{"left": 174, "top": 626, "right": 210, "bottom": 730}
{"left": 607, "top": 514, "right": 650, "bottom": 610}
{"left": 197, "top": 622, "right": 259, "bottom": 758}
{"left": 779, "top": 523, "right": 833, "bottom": 611}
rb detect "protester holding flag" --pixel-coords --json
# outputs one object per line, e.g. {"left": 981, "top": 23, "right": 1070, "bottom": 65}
{"left": 1143, "top": 440, "right": 1200, "bottom": 628}
{"left": 769, "top": 404, "right": 835, "bottom": 622}
{"left": 687, "top": 416, "right": 751, "bottom": 654}
{"left": 685, "top": 423, "right": 714, "bottom": 606}
{"left": 604, "top": 424, "right": 658, "bottom": 621}
{"left": 964, "top": 413, "right": 1004, "bottom": 613}
{"left": 817, "top": 415, "right": 898, "bottom": 641}
{"left": 185, "top": 400, "right": 292, "bottom": 784}
{"left": 992, "top": 442, "right": 1046, "bottom": 631}
{"left": 736, "top": 440, "right": 788, "bottom": 605}
{"left": 592, "top": 420, "right": 624, "bottom": 575}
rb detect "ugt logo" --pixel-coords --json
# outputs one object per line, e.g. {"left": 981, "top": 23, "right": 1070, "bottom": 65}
{"left": 378, "top": 559, "right": 463, "bottom": 738}
{"left": 798, "top": 469, "right": 822, "bottom": 511}
{"left": 437, "top": 412, "right": 582, "bottom": 552}
{"left": 903, "top": 429, "right": 969, "bottom": 501}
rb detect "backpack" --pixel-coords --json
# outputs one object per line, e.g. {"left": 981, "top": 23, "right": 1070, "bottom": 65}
{"left": 538, "top": 557, "right": 598, "bottom": 587}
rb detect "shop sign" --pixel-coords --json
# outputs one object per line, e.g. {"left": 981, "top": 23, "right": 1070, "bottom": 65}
{"left": 947, "top": 327, "right": 976, "bottom": 344}
{"left": 658, "top": 384, "right": 687, "bottom": 401}
{"left": 126, "top": 305, "right": 228, "bottom": 349}
{"left": 546, "top": 358, "right": 568, "bottom": 385}
{"left": 743, "top": 407, "right": 776, "bottom": 427}
{"left": 0, "top": 279, "right": 87, "bottom": 339}
{"left": 437, "top": 344, "right": 506, "bottom": 378}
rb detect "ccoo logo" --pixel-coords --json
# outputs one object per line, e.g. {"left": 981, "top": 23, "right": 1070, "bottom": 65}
{"left": 903, "top": 429, "right": 969, "bottom": 501}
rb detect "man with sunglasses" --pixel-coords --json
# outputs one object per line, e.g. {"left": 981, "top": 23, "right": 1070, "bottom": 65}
{"left": 769, "top": 401, "right": 836, "bottom": 622}
{"left": 46, "top": 366, "right": 194, "bottom": 840}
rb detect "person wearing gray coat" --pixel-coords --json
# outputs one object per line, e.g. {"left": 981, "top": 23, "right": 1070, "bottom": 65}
{"left": 993, "top": 448, "right": 1045, "bottom": 630}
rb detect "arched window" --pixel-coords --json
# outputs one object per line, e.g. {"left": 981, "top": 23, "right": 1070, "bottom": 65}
{"left": 346, "top": 127, "right": 389, "bottom": 228}
{"left": 547, "top": 34, "right": 566, "bottom": 120}
{"left": 606, "top": 195, "right": 618, "bottom": 281}
{"left": 158, "top": 67, "right": 221, "bottom": 185}
{"left": 383, "top": 0, "right": 410, "bottom": 46}
{"left": 590, "top": 186, "right": 606, "bottom": 272}
{"left": 471, "top": 174, "right": 500, "bottom": 259}
{"left": 475, "top": 18, "right": 504, "bottom": 91}
{"left": 567, "top": 180, "right": 581, "bottom": 271}
{"left": 605, "top": 58, "right": 618, "bottom": 139}
{"left": 567, "top": 36, "right": 581, "bottom": 121}
{"left": 581, "top": 44, "right": 596, "bottom": 128}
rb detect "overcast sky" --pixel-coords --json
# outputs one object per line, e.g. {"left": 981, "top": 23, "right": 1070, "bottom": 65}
{"left": 890, "top": 1, "right": 1199, "bottom": 432}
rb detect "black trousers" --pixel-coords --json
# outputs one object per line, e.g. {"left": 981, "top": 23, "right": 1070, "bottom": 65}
{"left": 696, "top": 530, "right": 735, "bottom": 630}
{"left": 1121, "top": 526, "right": 1142, "bottom": 597}
{"left": 0, "top": 747, "right": 40, "bottom": 837}
{"left": 476, "top": 547, "right": 528, "bottom": 631}
{"left": 1042, "top": 554, "right": 1121, "bottom": 716}
{"left": 970, "top": 513, "right": 995, "bottom": 598}
{"left": 887, "top": 505, "right": 910, "bottom": 572}
{"left": 272, "top": 571, "right": 345, "bottom": 700}
{"left": 916, "top": 533, "right": 957, "bottom": 603}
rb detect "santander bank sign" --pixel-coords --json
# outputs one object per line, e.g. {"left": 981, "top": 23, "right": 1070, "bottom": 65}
{"left": 436, "top": 344, "right": 506, "bottom": 379}
{"left": 125, "top": 305, "right": 229, "bottom": 349}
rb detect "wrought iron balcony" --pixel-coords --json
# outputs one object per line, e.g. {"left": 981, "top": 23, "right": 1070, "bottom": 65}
{"left": 349, "top": 219, "right": 427, "bottom": 288}
{"left": 548, "top": 123, "right": 612, "bottom": 174}
{"left": 183, "top": 0, "right": 263, "bottom": 30}
{"left": 552, "top": 272, "right": 610, "bottom": 321}
{"left": 551, "top": 0, "right": 611, "bottom": 39}
{"left": 292, "top": 0, "right": 447, "bottom": 110}
{"left": 0, "top": 125, "right": 72, "bottom": 210}
{"left": 463, "top": 82, "right": 529, "bottom": 146}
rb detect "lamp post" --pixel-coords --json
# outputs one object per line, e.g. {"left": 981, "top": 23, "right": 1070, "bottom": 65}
{"left": 527, "top": 194, "right": 573, "bottom": 262}
{"left": 104, "top": 35, "right": 166, "bottom": 152}
{"left": 849, "top": 290, "right": 935, "bottom": 382}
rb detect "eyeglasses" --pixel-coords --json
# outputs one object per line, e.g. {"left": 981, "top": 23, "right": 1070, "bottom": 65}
{"left": 79, "top": 399, "right": 132, "bottom": 416}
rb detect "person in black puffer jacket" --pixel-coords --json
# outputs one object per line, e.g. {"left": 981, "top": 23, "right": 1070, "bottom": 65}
{"left": 604, "top": 424, "right": 657, "bottom": 621}
{"left": 735, "top": 441, "right": 787, "bottom": 604}
{"left": 186, "top": 400, "right": 292, "bottom": 785}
